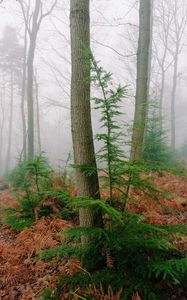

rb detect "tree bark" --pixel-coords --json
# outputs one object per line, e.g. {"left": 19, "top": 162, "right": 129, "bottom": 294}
{"left": 70, "top": 0, "right": 101, "bottom": 229}
{"left": 130, "top": 0, "right": 151, "bottom": 161}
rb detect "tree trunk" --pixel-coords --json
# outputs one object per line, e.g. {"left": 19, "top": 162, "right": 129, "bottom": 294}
{"left": 159, "top": 66, "right": 165, "bottom": 129}
{"left": 5, "top": 69, "right": 14, "bottom": 173}
{"left": 147, "top": 0, "right": 153, "bottom": 95}
{"left": 131, "top": 0, "right": 151, "bottom": 161}
{"left": 26, "top": 0, "right": 41, "bottom": 159}
{"left": 0, "top": 84, "right": 5, "bottom": 174}
{"left": 27, "top": 42, "right": 35, "bottom": 159}
{"left": 70, "top": 0, "right": 101, "bottom": 229}
{"left": 171, "top": 46, "right": 179, "bottom": 150}
{"left": 34, "top": 73, "right": 41, "bottom": 153}
{"left": 20, "top": 24, "right": 27, "bottom": 161}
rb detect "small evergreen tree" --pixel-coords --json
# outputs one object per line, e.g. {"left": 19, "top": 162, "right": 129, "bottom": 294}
{"left": 91, "top": 55, "right": 127, "bottom": 202}
{"left": 143, "top": 99, "right": 175, "bottom": 168}
{"left": 90, "top": 57, "right": 160, "bottom": 207}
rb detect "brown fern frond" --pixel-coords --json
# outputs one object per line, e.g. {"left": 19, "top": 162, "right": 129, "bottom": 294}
{"left": 78, "top": 284, "right": 123, "bottom": 300}
{"left": 106, "top": 250, "right": 114, "bottom": 269}
{"left": 63, "top": 258, "right": 81, "bottom": 276}
{"left": 132, "top": 291, "right": 142, "bottom": 300}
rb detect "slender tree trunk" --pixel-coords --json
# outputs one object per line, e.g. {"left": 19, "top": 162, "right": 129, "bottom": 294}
{"left": 34, "top": 73, "right": 41, "bottom": 153}
{"left": 27, "top": 40, "right": 35, "bottom": 159}
{"left": 70, "top": 0, "right": 101, "bottom": 229}
{"left": 0, "top": 85, "right": 5, "bottom": 174}
{"left": 20, "top": 24, "right": 27, "bottom": 160}
{"left": 159, "top": 66, "right": 165, "bottom": 129}
{"left": 26, "top": 0, "right": 41, "bottom": 159}
{"left": 5, "top": 69, "right": 14, "bottom": 173}
{"left": 131, "top": 0, "right": 151, "bottom": 161}
{"left": 171, "top": 46, "right": 179, "bottom": 150}
{"left": 147, "top": 0, "right": 153, "bottom": 95}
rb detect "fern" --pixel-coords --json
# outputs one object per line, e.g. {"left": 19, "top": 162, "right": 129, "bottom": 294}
{"left": 39, "top": 196, "right": 187, "bottom": 299}
{"left": 1, "top": 155, "right": 75, "bottom": 231}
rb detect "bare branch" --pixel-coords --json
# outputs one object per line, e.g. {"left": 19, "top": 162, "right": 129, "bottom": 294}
{"left": 92, "top": 39, "right": 136, "bottom": 59}
{"left": 17, "top": 0, "right": 31, "bottom": 36}
{"left": 42, "top": 96, "right": 69, "bottom": 110}
{"left": 38, "top": 0, "right": 57, "bottom": 27}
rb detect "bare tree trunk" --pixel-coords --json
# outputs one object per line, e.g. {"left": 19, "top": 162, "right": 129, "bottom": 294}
{"left": 20, "top": 24, "right": 27, "bottom": 160}
{"left": 34, "top": 72, "right": 41, "bottom": 153}
{"left": 70, "top": 0, "right": 101, "bottom": 229}
{"left": 131, "top": 0, "right": 151, "bottom": 161}
{"left": 26, "top": 0, "right": 41, "bottom": 159}
{"left": 5, "top": 69, "right": 14, "bottom": 173}
{"left": 17, "top": 0, "right": 57, "bottom": 159}
{"left": 0, "top": 84, "right": 5, "bottom": 174}
{"left": 171, "top": 46, "right": 179, "bottom": 150}
{"left": 159, "top": 66, "right": 165, "bottom": 129}
{"left": 147, "top": 0, "right": 153, "bottom": 95}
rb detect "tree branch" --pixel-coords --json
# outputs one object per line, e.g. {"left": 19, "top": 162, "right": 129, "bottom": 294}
{"left": 38, "top": 0, "right": 57, "bottom": 27}
{"left": 17, "top": 0, "right": 31, "bottom": 36}
{"left": 92, "top": 39, "right": 136, "bottom": 59}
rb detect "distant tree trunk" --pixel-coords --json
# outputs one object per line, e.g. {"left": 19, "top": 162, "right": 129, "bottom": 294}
{"left": 159, "top": 66, "right": 165, "bottom": 128}
{"left": 147, "top": 0, "right": 153, "bottom": 95}
{"left": 0, "top": 84, "right": 5, "bottom": 174}
{"left": 20, "top": 24, "right": 27, "bottom": 161}
{"left": 170, "top": 45, "right": 179, "bottom": 150}
{"left": 131, "top": 0, "right": 151, "bottom": 161}
{"left": 27, "top": 1, "right": 40, "bottom": 159}
{"left": 70, "top": 0, "right": 101, "bottom": 229}
{"left": 34, "top": 73, "right": 41, "bottom": 153}
{"left": 18, "top": 0, "right": 57, "bottom": 159}
{"left": 5, "top": 69, "right": 14, "bottom": 173}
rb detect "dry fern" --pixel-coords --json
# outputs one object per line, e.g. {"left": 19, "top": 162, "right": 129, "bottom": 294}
{"left": 67, "top": 284, "right": 123, "bottom": 300}
{"left": 106, "top": 250, "right": 114, "bottom": 269}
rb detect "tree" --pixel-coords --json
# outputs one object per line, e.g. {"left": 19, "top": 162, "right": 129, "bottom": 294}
{"left": 70, "top": 0, "right": 101, "bottom": 230}
{"left": 20, "top": 16, "right": 28, "bottom": 161}
{"left": 130, "top": 0, "right": 151, "bottom": 161}
{"left": 34, "top": 71, "right": 41, "bottom": 153}
{"left": 0, "top": 26, "right": 23, "bottom": 172}
{"left": 153, "top": 0, "right": 174, "bottom": 129}
{"left": 0, "top": 81, "right": 5, "bottom": 174}
{"left": 17, "top": 0, "right": 57, "bottom": 159}
{"left": 169, "top": 0, "right": 187, "bottom": 150}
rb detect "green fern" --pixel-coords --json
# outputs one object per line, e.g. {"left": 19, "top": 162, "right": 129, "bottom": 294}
{"left": 39, "top": 197, "right": 187, "bottom": 299}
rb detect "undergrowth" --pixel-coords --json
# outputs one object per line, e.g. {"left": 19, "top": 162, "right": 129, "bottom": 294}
{"left": 1, "top": 154, "right": 75, "bottom": 231}
{"left": 39, "top": 197, "right": 187, "bottom": 300}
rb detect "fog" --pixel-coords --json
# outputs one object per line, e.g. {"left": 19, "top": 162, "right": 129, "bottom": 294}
{"left": 0, "top": 0, "right": 187, "bottom": 175}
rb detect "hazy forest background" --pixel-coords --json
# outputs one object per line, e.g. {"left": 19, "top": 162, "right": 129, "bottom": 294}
{"left": 0, "top": 0, "right": 187, "bottom": 173}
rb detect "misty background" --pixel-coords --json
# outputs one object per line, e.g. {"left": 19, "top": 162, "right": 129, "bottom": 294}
{"left": 0, "top": 0, "right": 187, "bottom": 175}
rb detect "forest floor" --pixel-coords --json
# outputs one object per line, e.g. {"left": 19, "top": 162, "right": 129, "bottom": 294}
{"left": 0, "top": 171, "right": 186, "bottom": 300}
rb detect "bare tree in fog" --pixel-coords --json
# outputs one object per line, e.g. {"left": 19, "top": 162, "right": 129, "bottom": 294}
{"left": 20, "top": 12, "right": 28, "bottom": 161}
{"left": 168, "top": 0, "right": 187, "bottom": 150}
{"left": 0, "top": 81, "right": 5, "bottom": 172}
{"left": 17, "top": 0, "right": 57, "bottom": 159}
{"left": 34, "top": 71, "right": 41, "bottom": 153}
{"left": 153, "top": 0, "right": 174, "bottom": 129}
{"left": 0, "top": 27, "right": 23, "bottom": 172}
